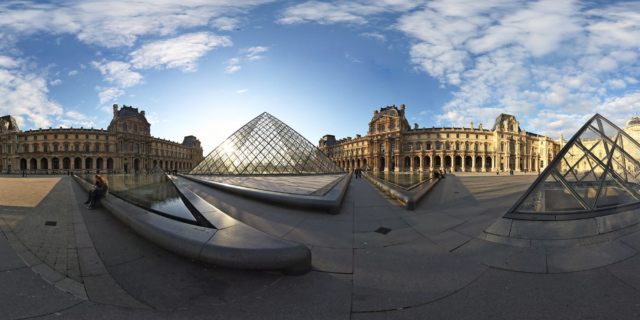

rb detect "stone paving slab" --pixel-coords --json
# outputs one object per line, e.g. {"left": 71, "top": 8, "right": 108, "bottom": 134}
{"left": 547, "top": 240, "right": 638, "bottom": 273}
{"left": 84, "top": 274, "right": 150, "bottom": 309}
{"left": 403, "top": 212, "right": 465, "bottom": 236}
{"left": 352, "top": 238, "right": 487, "bottom": 312}
{"left": 427, "top": 229, "right": 472, "bottom": 251}
{"left": 510, "top": 219, "right": 599, "bottom": 240}
{"left": 453, "top": 239, "right": 547, "bottom": 273}
{"left": 311, "top": 247, "right": 353, "bottom": 274}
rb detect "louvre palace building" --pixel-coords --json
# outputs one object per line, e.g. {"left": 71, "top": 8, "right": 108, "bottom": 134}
{"left": 319, "top": 104, "right": 565, "bottom": 173}
{"left": 0, "top": 104, "right": 203, "bottom": 173}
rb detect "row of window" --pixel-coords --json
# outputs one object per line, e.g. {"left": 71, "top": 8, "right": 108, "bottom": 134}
{"left": 25, "top": 134, "right": 111, "bottom": 141}
{"left": 122, "top": 123, "right": 147, "bottom": 134}
{"left": 371, "top": 123, "right": 398, "bottom": 133}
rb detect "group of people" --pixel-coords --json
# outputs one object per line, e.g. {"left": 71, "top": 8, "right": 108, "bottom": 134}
{"left": 84, "top": 174, "right": 109, "bottom": 210}
{"left": 353, "top": 168, "right": 364, "bottom": 179}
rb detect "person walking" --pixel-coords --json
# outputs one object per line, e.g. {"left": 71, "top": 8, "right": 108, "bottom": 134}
{"left": 87, "top": 175, "right": 109, "bottom": 210}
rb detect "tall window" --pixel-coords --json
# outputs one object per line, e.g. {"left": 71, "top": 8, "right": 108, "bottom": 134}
{"left": 446, "top": 143, "right": 450, "bottom": 150}
{"left": 436, "top": 143, "right": 441, "bottom": 150}
{"left": 123, "top": 123, "right": 127, "bottom": 131}
{"left": 391, "top": 123, "right": 396, "bottom": 130}
{"left": 75, "top": 145, "right": 79, "bottom": 151}
{"left": 85, "top": 145, "right": 90, "bottom": 152}
{"left": 417, "top": 143, "right": 422, "bottom": 150}
{"left": 65, "top": 145, "right": 69, "bottom": 151}
{"left": 426, "top": 143, "right": 431, "bottom": 150}
{"left": 143, "top": 127, "right": 147, "bottom": 134}
{"left": 124, "top": 144, "right": 128, "bottom": 152}
{"left": 54, "top": 145, "right": 58, "bottom": 152}
{"left": 380, "top": 143, "right": 385, "bottom": 152}
{"left": 408, "top": 144, "right": 412, "bottom": 151}
{"left": 372, "top": 127, "right": 376, "bottom": 133}
{"left": 391, "top": 143, "right": 396, "bottom": 152}
{"left": 510, "top": 143, "right": 515, "bottom": 153}
{"left": 500, "top": 144, "right": 504, "bottom": 152}
{"left": 134, "top": 125, "right": 137, "bottom": 132}
{"left": 134, "top": 144, "right": 139, "bottom": 153}
{"left": 455, "top": 143, "right": 459, "bottom": 150}
{"left": 446, "top": 134, "right": 450, "bottom": 138}
{"left": 105, "top": 145, "right": 109, "bottom": 152}
{"left": 382, "top": 125, "right": 386, "bottom": 131}
{"left": 484, "top": 145, "right": 488, "bottom": 151}
{"left": 456, "top": 134, "right": 459, "bottom": 138}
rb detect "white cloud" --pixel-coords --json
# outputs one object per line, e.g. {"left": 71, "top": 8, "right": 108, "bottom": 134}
{"left": 96, "top": 86, "right": 125, "bottom": 104}
{"left": 130, "top": 32, "right": 232, "bottom": 72}
{"left": 79, "top": 64, "right": 86, "bottom": 69}
{"left": 91, "top": 60, "right": 143, "bottom": 88}
{"left": 276, "top": 1, "right": 423, "bottom": 25}
{"left": 95, "top": 51, "right": 102, "bottom": 56}
{"left": 344, "top": 52, "right": 361, "bottom": 63}
{"left": 0, "top": 0, "right": 276, "bottom": 48}
{"left": 360, "top": 32, "right": 386, "bottom": 41}
{"left": 68, "top": 70, "right": 78, "bottom": 76}
{"left": 50, "top": 79, "right": 61, "bottom": 85}
{"left": 237, "top": 89, "right": 248, "bottom": 93}
{"left": 242, "top": 46, "right": 269, "bottom": 57}
{"left": 0, "top": 59, "right": 64, "bottom": 128}
{"left": 57, "top": 110, "right": 96, "bottom": 128}
{"left": 247, "top": 55, "right": 263, "bottom": 61}
{"left": 227, "top": 57, "right": 240, "bottom": 65}
{"left": 226, "top": 65, "right": 241, "bottom": 73}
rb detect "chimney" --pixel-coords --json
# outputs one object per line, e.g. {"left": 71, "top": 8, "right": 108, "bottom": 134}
{"left": 479, "top": 123, "right": 483, "bottom": 129}
{"left": 374, "top": 110, "right": 378, "bottom": 115}
{"left": 356, "top": 134, "right": 361, "bottom": 138}
{"left": 414, "top": 123, "right": 419, "bottom": 129}
{"left": 470, "top": 122, "right": 473, "bottom": 129}
{"left": 559, "top": 134, "right": 564, "bottom": 140}
{"left": 113, "top": 104, "right": 118, "bottom": 117}
{"left": 141, "top": 110, "right": 145, "bottom": 116}
{"left": 401, "top": 104, "right": 405, "bottom": 110}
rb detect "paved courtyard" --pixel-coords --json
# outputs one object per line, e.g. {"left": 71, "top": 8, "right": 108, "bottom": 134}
{"left": 2, "top": 173, "right": 640, "bottom": 319}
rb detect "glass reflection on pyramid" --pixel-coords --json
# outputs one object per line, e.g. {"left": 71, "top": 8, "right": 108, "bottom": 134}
{"left": 510, "top": 114, "right": 640, "bottom": 218}
{"left": 190, "top": 112, "right": 343, "bottom": 175}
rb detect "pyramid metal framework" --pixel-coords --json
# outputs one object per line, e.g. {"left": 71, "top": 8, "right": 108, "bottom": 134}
{"left": 189, "top": 112, "right": 344, "bottom": 175}
{"left": 506, "top": 114, "right": 640, "bottom": 220}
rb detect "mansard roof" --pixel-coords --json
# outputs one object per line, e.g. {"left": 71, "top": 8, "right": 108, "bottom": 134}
{"left": 0, "top": 115, "right": 20, "bottom": 131}
{"left": 118, "top": 106, "right": 147, "bottom": 121}
{"left": 491, "top": 113, "right": 521, "bottom": 132}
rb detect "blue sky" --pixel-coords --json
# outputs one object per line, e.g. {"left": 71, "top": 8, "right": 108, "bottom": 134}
{"left": 1, "top": 0, "right": 640, "bottom": 152}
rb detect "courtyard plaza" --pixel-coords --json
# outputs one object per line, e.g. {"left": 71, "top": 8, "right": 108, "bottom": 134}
{"left": 2, "top": 172, "right": 640, "bottom": 319}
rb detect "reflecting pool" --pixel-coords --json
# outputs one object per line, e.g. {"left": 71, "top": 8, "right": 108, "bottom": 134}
{"left": 368, "top": 172, "right": 432, "bottom": 189}
{"left": 77, "top": 174, "right": 195, "bottom": 223}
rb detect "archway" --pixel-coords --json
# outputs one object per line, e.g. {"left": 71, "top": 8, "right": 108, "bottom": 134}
{"left": 454, "top": 156, "right": 461, "bottom": 169}
{"left": 509, "top": 157, "right": 515, "bottom": 170}
{"left": 414, "top": 156, "right": 420, "bottom": 169}
{"left": 404, "top": 156, "right": 410, "bottom": 169}
{"left": 379, "top": 157, "right": 385, "bottom": 171}
{"left": 357, "top": 159, "right": 360, "bottom": 168}
{"left": 97, "top": 158, "right": 104, "bottom": 170}
{"left": 424, "top": 156, "right": 431, "bottom": 167}
{"left": 63, "top": 157, "right": 70, "bottom": 170}
{"left": 85, "top": 157, "right": 93, "bottom": 170}
{"left": 107, "top": 158, "right": 114, "bottom": 170}
{"left": 41, "top": 158, "right": 48, "bottom": 170}
{"left": 465, "top": 156, "right": 472, "bottom": 167}
{"left": 74, "top": 157, "right": 81, "bottom": 170}
{"left": 486, "top": 157, "right": 492, "bottom": 170}
{"left": 444, "top": 156, "right": 452, "bottom": 168}
{"left": 435, "top": 155, "right": 441, "bottom": 167}
{"left": 20, "top": 158, "right": 27, "bottom": 170}
{"left": 475, "top": 156, "right": 482, "bottom": 170}
{"left": 134, "top": 158, "right": 140, "bottom": 172}
{"left": 30, "top": 158, "right": 37, "bottom": 171}
{"left": 52, "top": 157, "right": 59, "bottom": 170}
{"left": 153, "top": 160, "right": 157, "bottom": 167}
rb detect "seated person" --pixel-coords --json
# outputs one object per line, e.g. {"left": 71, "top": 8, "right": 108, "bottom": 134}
{"left": 86, "top": 175, "right": 109, "bottom": 209}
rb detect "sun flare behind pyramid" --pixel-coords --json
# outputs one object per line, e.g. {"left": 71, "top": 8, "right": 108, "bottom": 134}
{"left": 189, "top": 112, "right": 343, "bottom": 175}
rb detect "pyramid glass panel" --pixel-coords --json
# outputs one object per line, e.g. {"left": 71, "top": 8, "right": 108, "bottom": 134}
{"left": 190, "top": 112, "right": 343, "bottom": 175}
{"left": 510, "top": 114, "right": 640, "bottom": 218}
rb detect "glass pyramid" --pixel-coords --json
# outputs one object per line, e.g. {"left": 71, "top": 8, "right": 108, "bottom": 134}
{"left": 189, "top": 112, "right": 344, "bottom": 175}
{"left": 509, "top": 114, "right": 640, "bottom": 218}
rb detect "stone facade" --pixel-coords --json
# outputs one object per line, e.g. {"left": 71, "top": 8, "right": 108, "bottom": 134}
{"left": 319, "top": 104, "right": 562, "bottom": 172}
{"left": 0, "top": 104, "right": 203, "bottom": 173}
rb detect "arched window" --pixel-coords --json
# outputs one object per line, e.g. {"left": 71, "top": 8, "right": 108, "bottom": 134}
{"left": 408, "top": 144, "right": 412, "bottom": 151}
{"left": 380, "top": 143, "right": 385, "bottom": 152}
{"left": 123, "top": 123, "right": 127, "bottom": 131}
{"left": 391, "top": 123, "right": 396, "bottom": 130}
{"left": 134, "top": 125, "right": 137, "bottom": 132}
{"left": 436, "top": 143, "right": 441, "bottom": 150}
{"left": 455, "top": 143, "right": 459, "bottom": 150}
{"left": 382, "top": 125, "right": 386, "bottom": 131}
{"left": 500, "top": 144, "right": 504, "bottom": 152}
{"left": 372, "top": 127, "right": 376, "bottom": 133}
{"left": 426, "top": 143, "right": 431, "bottom": 150}
{"left": 417, "top": 143, "right": 422, "bottom": 150}
{"left": 134, "top": 144, "right": 139, "bottom": 153}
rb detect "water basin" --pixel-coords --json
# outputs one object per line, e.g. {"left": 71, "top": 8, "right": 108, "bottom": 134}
{"left": 368, "top": 172, "right": 432, "bottom": 189}
{"left": 77, "top": 173, "right": 196, "bottom": 223}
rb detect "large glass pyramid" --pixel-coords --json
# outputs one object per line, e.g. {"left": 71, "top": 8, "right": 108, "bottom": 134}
{"left": 189, "top": 112, "right": 344, "bottom": 175}
{"left": 508, "top": 114, "right": 640, "bottom": 219}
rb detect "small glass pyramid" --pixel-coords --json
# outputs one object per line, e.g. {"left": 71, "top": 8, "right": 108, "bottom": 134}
{"left": 509, "top": 114, "right": 640, "bottom": 218}
{"left": 189, "top": 112, "right": 344, "bottom": 175}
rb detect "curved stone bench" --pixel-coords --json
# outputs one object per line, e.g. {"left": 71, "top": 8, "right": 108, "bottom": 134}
{"left": 179, "top": 173, "right": 351, "bottom": 215}
{"left": 73, "top": 176, "right": 311, "bottom": 275}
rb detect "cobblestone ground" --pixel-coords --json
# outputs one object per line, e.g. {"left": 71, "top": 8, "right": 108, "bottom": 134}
{"left": 0, "top": 177, "right": 82, "bottom": 283}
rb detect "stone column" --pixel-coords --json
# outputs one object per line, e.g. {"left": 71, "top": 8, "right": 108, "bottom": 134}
{"left": 472, "top": 155, "right": 476, "bottom": 172}
{"left": 481, "top": 156, "right": 486, "bottom": 172}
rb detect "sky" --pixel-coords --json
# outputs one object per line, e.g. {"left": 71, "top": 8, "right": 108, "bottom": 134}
{"left": 1, "top": 0, "right": 640, "bottom": 152}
